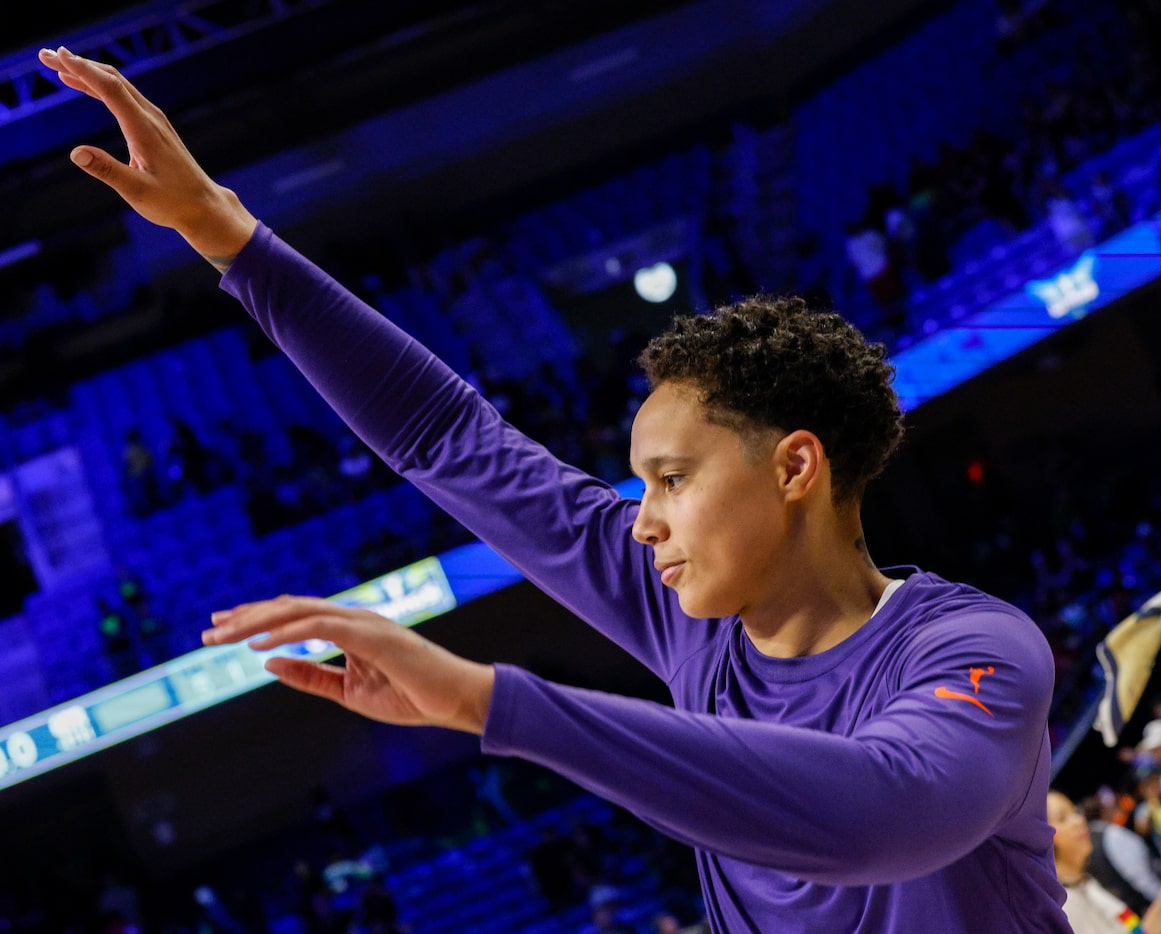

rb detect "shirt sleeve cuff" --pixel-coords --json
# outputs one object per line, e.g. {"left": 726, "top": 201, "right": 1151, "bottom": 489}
{"left": 480, "top": 663, "right": 526, "bottom": 755}
{"left": 220, "top": 221, "right": 274, "bottom": 295}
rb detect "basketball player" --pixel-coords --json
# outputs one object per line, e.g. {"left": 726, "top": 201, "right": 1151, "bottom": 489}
{"left": 39, "top": 47, "right": 1070, "bottom": 932}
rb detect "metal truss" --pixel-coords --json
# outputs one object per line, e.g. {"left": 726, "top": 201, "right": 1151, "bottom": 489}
{"left": 0, "top": 0, "right": 335, "bottom": 125}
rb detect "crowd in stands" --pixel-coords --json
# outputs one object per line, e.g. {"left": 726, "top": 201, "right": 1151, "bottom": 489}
{"left": 5, "top": 0, "right": 1161, "bottom": 930}
{"left": 1, "top": 0, "right": 1153, "bottom": 767}
{"left": 0, "top": 758, "right": 709, "bottom": 934}
{"left": 119, "top": 415, "right": 398, "bottom": 534}
{"left": 92, "top": 567, "right": 169, "bottom": 679}
{"left": 1050, "top": 705, "right": 1161, "bottom": 931}
{"left": 835, "top": 0, "right": 1161, "bottom": 340}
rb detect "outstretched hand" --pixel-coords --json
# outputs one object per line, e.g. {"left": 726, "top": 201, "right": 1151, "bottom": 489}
{"left": 39, "top": 46, "right": 258, "bottom": 267}
{"left": 203, "top": 596, "right": 496, "bottom": 734}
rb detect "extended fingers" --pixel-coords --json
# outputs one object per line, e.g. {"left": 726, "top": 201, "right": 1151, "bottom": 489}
{"left": 55, "top": 71, "right": 100, "bottom": 101}
{"left": 204, "top": 595, "right": 335, "bottom": 642}
{"left": 265, "top": 657, "right": 348, "bottom": 704}
{"left": 243, "top": 614, "right": 347, "bottom": 651}
{"left": 43, "top": 47, "right": 158, "bottom": 120}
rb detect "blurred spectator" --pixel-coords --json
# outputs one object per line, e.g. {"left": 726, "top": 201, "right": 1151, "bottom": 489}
{"left": 121, "top": 429, "right": 160, "bottom": 516}
{"left": 288, "top": 858, "right": 331, "bottom": 934}
{"left": 1090, "top": 171, "right": 1133, "bottom": 239}
{"left": 1049, "top": 790, "right": 1161, "bottom": 933}
{"left": 353, "top": 530, "right": 419, "bottom": 582}
{"left": 469, "top": 761, "right": 520, "bottom": 829}
{"left": 288, "top": 424, "right": 340, "bottom": 511}
{"left": 1122, "top": 718, "right": 1161, "bottom": 772}
{"left": 245, "top": 475, "right": 288, "bottom": 535}
{"left": 95, "top": 871, "right": 143, "bottom": 934}
{"left": 1043, "top": 180, "right": 1094, "bottom": 253}
{"left": 192, "top": 885, "right": 248, "bottom": 934}
{"left": 321, "top": 846, "right": 376, "bottom": 929}
{"left": 97, "top": 596, "right": 136, "bottom": 680}
{"left": 995, "top": 0, "right": 1053, "bottom": 52}
{"left": 794, "top": 230, "right": 836, "bottom": 310}
{"left": 338, "top": 433, "right": 376, "bottom": 500}
{"left": 528, "top": 827, "right": 579, "bottom": 908}
{"left": 217, "top": 416, "right": 269, "bottom": 486}
{"left": 163, "top": 417, "right": 214, "bottom": 498}
{"left": 844, "top": 214, "right": 905, "bottom": 312}
{"left": 586, "top": 885, "right": 634, "bottom": 934}
{"left": 310, "top": 785, "right": 358, "bottom": 851}
{"left": 350, "top": 875, "right": 404, "bottom": 934}
{"left": 1134, "top": 766, "right": 1161, "bottom": 856}
{"left": 883, "top": 188, "right": 918, "bottom": 280}
{"left": 697, "top": 200, "right": 759, "bottom": 309}
{"left": 904, "top": 157, "right": 952, "bottom": 282}
{"left": 114, "top": 569, "right": 169, "bottom": 669}
{"left": 1081, "top": 793, "right": 1161, "bottom": 917}
{"left": 654, "top": 912, "right": 710, "bottom": 934}
{"left": 1137, "top": 762, "right": 1161, "bottom": 850}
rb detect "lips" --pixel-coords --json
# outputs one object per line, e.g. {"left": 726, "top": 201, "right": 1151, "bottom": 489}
{"left": 657, "top": 562, "right": 685, "bottom": 586}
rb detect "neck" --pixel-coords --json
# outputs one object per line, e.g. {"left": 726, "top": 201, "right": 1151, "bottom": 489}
{"left": 742, "top": 506, "right": 895, "bottom": 658}
{"left": 1056, "top": 861, "right": 1087, "bottom": 886}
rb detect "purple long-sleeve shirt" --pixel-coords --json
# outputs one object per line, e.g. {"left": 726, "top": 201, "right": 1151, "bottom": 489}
{"left": 222, "top": 224, "right": 1071, "bottom": 932}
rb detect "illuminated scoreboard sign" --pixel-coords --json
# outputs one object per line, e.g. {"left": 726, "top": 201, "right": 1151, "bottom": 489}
{"left": 0, "top": 556, "right": 458, "bottom": 791}
{"left": 891, "top": 217, "right": 1161, "bottom": 411}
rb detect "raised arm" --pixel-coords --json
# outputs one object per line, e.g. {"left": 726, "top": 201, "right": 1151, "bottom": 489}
{"left": 41, "top": 49, "right": 701, "bottom": 678}
{"left": 38, "top": 48, "right": 257, "bottom": 269}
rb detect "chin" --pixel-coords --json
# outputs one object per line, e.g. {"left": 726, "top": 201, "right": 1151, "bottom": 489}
{"left": 676, "top": 589, "right": 737, "bottom": 621}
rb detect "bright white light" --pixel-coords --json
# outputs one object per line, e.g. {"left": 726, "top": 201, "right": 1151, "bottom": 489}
{"left": 633, "top": 262, "right": 677, "bottom": 303}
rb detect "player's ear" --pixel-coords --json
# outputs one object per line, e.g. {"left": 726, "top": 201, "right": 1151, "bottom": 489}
{"left": 777, "top": 430, "right": 824, "bottom": 502}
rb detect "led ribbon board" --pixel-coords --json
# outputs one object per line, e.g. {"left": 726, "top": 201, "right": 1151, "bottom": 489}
{"left": 0, "top": 555, "right": 467, "bottom": 791}
{"left": 892, "top": 216, "right": 1161, "bottom": 411}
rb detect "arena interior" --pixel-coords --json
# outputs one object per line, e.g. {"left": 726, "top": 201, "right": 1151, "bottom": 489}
{"left": 3, "top": 0, "right": 1161, "bottom": 930}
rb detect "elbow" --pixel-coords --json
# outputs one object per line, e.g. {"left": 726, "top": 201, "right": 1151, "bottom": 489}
{"left": 831, "top": 805, "right": 1007, "bottom": 887}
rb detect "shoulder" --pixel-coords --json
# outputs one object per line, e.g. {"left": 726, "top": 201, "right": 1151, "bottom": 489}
{"left": 889, "top": 571, "right": 1055, "bottom": 698}
{"left": 897, "top": 571, "right": 1049, "bottom": 654}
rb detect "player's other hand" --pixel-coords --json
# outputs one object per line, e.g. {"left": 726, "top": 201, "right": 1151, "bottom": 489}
{"left": 38, "top": 47, "right": 257, "bottom": 266}
{"left": 203, "top": 595, "right": 496, "bottom": 735}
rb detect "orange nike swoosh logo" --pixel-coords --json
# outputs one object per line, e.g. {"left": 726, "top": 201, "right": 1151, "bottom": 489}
{"left": 934, "top": 686, "right": 994, "bottom": 717}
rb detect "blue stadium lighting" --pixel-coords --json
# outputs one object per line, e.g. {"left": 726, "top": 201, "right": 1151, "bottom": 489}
{"left": 0, "top": 239, "right": 41, "bottom": 270}
{"left": 4, "top": 208, "right": 1160, "bottom": 793}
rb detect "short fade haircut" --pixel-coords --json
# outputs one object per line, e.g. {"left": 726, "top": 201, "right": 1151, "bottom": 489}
{"left": 637, "top": 295, "right": 904, "bottom": 506}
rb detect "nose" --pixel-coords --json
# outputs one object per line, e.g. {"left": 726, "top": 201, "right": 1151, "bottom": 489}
{"left": 631, "top": 490, "right": 668, "bottom": 545}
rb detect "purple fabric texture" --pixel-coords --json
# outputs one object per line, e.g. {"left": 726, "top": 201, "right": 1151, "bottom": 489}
{"left": 222, "top": 224, "right": 1070, "bottom": 932}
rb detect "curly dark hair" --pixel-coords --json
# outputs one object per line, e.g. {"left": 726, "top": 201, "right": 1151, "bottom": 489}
{"left": 637, "top": 295, "right": 904, "bottom": 505}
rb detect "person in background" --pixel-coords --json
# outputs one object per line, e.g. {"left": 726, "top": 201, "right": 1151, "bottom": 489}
{"left": 1049, "top": 790, "right": 1161, "bottom": 933}
{"left": 120, "top": 429, "right": 160, "bottom": 516}
{"left": 1082, "top": 794, "right": 1161, "bottom": 917}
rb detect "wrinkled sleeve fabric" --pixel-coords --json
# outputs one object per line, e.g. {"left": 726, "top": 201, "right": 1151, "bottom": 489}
{"left": 482, "top": 609, "right": 1054, "bottom": 886}
{"left": 220, "top": 224, "right": 699, "bottom": 678}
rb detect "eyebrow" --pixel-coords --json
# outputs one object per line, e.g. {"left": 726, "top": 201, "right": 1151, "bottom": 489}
{"left": 628, "top": 454, "right": 694, "bottom": 478}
